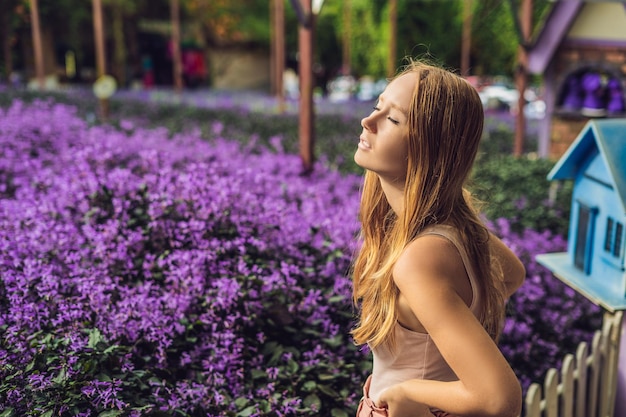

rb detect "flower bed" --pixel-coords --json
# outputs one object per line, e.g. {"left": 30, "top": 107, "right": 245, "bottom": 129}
{"left": 0, "top": 100, "right": 601, "bottom": 416}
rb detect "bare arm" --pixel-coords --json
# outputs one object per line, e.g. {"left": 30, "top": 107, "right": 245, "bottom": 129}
{"left": 378, "top": 236, "right": 522, "bottom": 417}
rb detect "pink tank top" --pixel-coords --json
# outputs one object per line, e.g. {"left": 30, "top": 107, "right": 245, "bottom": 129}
{"left": 368, "top": 224, "right": 483, "bottom": 403}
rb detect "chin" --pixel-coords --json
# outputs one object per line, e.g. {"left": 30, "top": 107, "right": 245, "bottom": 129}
{"left": 354, "top": 149, "right": 368, "bottom": 170}
{"left": 353, "top": 150, "right": 362, "bottom": 165}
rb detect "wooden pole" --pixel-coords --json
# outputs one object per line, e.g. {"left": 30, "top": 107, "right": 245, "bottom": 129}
{"left": 461, "top": 0, "right": 473, "bottom": 77}
{"left": 93, "top": 0, "right": 105, "bottom": 78}
{"left": 271, "top": 0, "right": 277, "bottom": 95}
{"left": 171, "top": 0, "right": 183, "bottom": 91}
{"left": 514, "top": 0, "right": 532, "bottom": 157}
{"left": 387, "top": 0, "right": 397, "bottom": 78}
{"left": 616, "top": 313, "right": 626, "bottom": 417}
{"left": 298, "top": 0, "right": 314, "bottom": 174}
{"left": 271, "top": 0, "right": 285, "bottom": 111}
{"left": 92, "top": 0, "right": 108, "bottom": 119}
{"left": 29, "top": 0, "right": 45, "bottom": 89}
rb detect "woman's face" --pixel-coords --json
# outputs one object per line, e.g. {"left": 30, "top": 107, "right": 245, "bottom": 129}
{"left": 354, "top": 72, "right": 416, "bottom": 185}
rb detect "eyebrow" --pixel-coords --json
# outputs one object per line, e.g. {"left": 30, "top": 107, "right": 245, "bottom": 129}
{"left": 378, "top": 95, "right": 409, "bottom": 116}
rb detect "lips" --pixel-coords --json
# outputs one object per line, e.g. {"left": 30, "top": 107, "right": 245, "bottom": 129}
{"left": 358, "top": 137, "right": 371, "bottom": 150}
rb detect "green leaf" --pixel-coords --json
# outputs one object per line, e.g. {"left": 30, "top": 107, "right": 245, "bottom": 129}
{"left": 130, "top": 405, "right": 153, "bottom": 412}
{"left": 103, "top": 344, "right": 120, "bottom": 354}
{"left": 286, "top": 359, "right": 299, "bottom": 373}
{"left": 331, "top": 409, "right": 349, "bottom": 417}
{"left": 0, "top": 408, "right": 14, "bottom": 417}
{"left": 88, "top": 328, "right": 104, "bottom": 349}
{"left": 259, "top": 400, "right": 270, "bottom": 412}
{"left": 318, "top": 384, "right": 338, "bottom": 397}
{"left": 98, "top": 411, "right": 124, "bottom": 417}
{"left": 302, "top": 380, "right": 316, "bottom": 391}
{"left": 322, "top": 335, "right": 344, "bottom": 347}
{"left": 250, "top": 369, "right": 266, "bottom": 379}
{"left": 52, "top": 367, "right": 67, "bottom": 384}
{"left": 303, "top": 394, "right": 321, "bottom": 409}
{"left": 234, "top": 397, "right": 249, "bottom": 408}
{"left": 237, "top": 405, "right": 257, "bottom": 417}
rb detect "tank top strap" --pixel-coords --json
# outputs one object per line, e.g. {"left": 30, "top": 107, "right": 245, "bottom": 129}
{"left": 419, "top": 224, "right": 481, "bottom": 313}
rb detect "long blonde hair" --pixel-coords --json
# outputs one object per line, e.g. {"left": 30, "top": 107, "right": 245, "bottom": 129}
{"left": 351, "top": 61, "right": 505, "bottom": 349}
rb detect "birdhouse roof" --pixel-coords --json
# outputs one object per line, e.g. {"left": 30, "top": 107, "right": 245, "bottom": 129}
{"left": 548, "top": 119, "right": 626, "bottom": 214}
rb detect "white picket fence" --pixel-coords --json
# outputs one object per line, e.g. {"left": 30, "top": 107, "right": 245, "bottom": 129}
{"left": 522, "top": 311, "right": 624, "bottom": 417}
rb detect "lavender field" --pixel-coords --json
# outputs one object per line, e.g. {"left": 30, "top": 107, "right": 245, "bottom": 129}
{"left": 0, "top": 97, "right": 602, "bottom": 416}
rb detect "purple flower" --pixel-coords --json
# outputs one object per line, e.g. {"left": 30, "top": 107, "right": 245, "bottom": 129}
{"left": 0, "top": 99, "right": 601, "bottom": 414}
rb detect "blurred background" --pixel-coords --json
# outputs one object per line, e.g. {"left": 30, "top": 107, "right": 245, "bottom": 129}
{"left": 5, "top": 1, "right": 626, "bottom": 174}
{"left": 0, "top": 0, "right": 550, "bottom": 96}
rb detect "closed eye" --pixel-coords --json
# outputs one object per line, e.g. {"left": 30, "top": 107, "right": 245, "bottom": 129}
{"left": 372, "top": 105, "right": 400, "bottom": 125}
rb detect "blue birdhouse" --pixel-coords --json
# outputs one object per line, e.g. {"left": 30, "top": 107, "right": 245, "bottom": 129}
{"left": 536, "top": 119, "right": 626, "bottom": 312}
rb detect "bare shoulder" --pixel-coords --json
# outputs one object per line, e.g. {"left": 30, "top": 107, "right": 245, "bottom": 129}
{"left": 393, "top": 233, "right": 465, "bottom": 291}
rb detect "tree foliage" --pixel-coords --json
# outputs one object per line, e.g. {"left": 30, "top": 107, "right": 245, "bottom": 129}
{"left": 471, "top": 0, "right": 552, "bottom": 76}
{"left": 471, "top": 0, "right": 518, "bottom": 76}
{"left": 1, "top": 0, "right": 555, "bottom": 85}
{"left": 184, "top": 0, "right": 271, "bottom": 46}
{"left": 395, "top": 0, "right": 463, "bottom": 70}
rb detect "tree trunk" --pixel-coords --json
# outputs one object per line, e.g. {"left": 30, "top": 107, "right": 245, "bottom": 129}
{"left": 461, "top": 0, "right": 473, "bottom": 77}
{"left": 30, "top": 0, "right": 45, "bottom": 88}
{"left": 271, "top": 0, "right": 285, "bottom": 111}
{"left": 298, "top": 0, "right": 315, "bottom": 174}
{"left": 514, "top": 0, "right": 532, "bottom": 157}
{"left": 387, "top": 0, "right": 397, "bottom": 78}
{"left": 93, "top": 0, "right": 106, "bottom": 77}
{"left": 92, "top": 0, "right": 109, "bottom": 119}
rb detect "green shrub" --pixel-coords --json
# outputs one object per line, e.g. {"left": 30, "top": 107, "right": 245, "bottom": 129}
{"left": 471, "top": 155, "right": 572, "bottom": 236}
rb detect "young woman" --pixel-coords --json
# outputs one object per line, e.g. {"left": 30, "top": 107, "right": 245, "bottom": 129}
{"left": 352, "top": 61, "right": 526, "bottom": 417}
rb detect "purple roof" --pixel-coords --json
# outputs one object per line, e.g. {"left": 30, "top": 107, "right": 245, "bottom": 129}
{"left": 527, "top": 0, "right": 584, "bottom": 74}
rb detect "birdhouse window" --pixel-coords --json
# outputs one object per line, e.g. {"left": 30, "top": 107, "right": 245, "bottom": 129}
{"left": 574, "top": 203, "right": 598, "bottom": 274}
{"left": 603, "top": 216, "right": 624, "bottom": 259}
{"left": 604, "top": 218, "right": 614, "bottom": 252}
{"left": 614, "top": 222, "right": 623, "bottom": 258}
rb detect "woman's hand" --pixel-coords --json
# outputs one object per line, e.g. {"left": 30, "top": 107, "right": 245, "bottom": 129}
{"left": 378, "top": 384, "right": 436, "bottom": 417}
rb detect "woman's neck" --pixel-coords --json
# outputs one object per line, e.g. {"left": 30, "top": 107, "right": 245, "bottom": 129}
{"left": 379, "top": 178, "right": 404, "bottom": 215}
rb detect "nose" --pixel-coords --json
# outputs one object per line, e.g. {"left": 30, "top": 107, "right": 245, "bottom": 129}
{"left": 361, "top": 113, "right": 376, "bottom": 133}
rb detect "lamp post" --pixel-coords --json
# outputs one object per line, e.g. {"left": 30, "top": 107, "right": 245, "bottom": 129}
{"left": 291, "top": 0, "right": 324, "bottom": 175}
